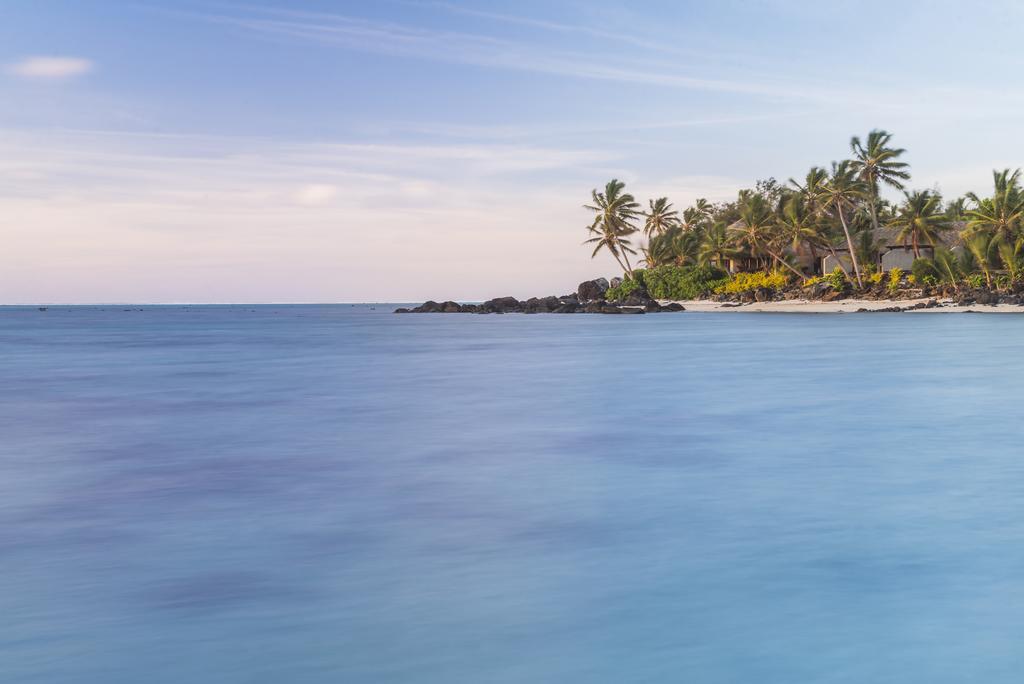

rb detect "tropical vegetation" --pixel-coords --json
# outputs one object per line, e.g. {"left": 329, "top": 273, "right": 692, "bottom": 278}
{"left": 583, "top": 129, "right": 1024, "bottom": 298}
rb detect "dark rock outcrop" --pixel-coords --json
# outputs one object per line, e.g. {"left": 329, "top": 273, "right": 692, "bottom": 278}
{"left": 577, "top": 278, "right": 610, "bottom": 303}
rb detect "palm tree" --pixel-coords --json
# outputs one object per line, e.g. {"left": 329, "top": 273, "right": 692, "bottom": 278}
{"left": 816, "top": 160, "right": 868, "bottom": 287}
{"left": 682, "top": 198, "right": 713, "bottom": 230}
{"left": 774, "top": 193, "right": 828, "bottom": 274}
{"left": 965, "top": 169, "right": 1024, "bottom": 246}
{"left": 850, "top": 129, "right": 911, "bottom": 236}
{"left": 699, "top": 221, "right": 738, "bottom": 270}
{"left": 584, "top": 179, "right": 640, "bottom": 275}
{"left": 965, "top": 233, "right": 998, "bottom": 288}
{"left": 643, "top": 225, "right": 695, "bottom": 268}
{"left": 998, "top": 238, "right": 1024, "bottom": 282}
{"left": 643, "top": 197, "right": 680, "bottom": 238}
{"left": 789, "top": 167, "right": 830, "bottom": 212}
{"left": 890, "top": 190, "right": 951, "bottom": 258}
{"left": 945, "top": 196, "right": 968, "bottom": 222}
{"left": 732, "top": 193, "right": 804, "bottom": 279}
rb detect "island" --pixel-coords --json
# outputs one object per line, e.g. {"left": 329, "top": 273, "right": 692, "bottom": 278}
{"left": 400, "top": 129, "right": 1024, "bottom": 314}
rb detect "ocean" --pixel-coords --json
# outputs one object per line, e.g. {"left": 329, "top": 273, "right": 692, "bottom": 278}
{"left": 2, "top": 304, "right": 1023, "bottom": 682}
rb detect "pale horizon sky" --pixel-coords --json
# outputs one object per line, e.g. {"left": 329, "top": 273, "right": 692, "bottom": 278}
{"left": 4, "top": 1, "right": 1024, "bottom": 303}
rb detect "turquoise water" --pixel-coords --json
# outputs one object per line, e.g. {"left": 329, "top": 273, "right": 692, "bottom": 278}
{"left": 3, "top": 305, "right": 1024, "bottom": 682}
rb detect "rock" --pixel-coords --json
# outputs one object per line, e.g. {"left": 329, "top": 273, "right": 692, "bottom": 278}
{"left": 609, "top": 277, "right": 623, "bottom": 289}
{"left": 662, "top": 302, "right": 686, "bottom": 312}
{"left": 753, "top": 288, "right": 772, "bottom": 302}
{"left": 1001, "top": 295, "right": 1021, "bottom": 305}
{"left": 809, "top": 282, "right": 831, "bottom": 299}
{"left": 600, "top": 305, "right": 622, "bottom": 314}
{"left": 553, "top": 303, "right": 578, "bottom": 313}
{"left": 394, "top": 307, "right": 412, "bottom": 313}
{"left": 644, "top": 301, "right": 662, "bottom": 312}
{"left": 720, "top": 302, "right": 742, "bottom": 308}
{"left": 441, "top": 301, "right": 461, "bottom": 312}
{"left": 619, "top": 307, "right": 645, "bottom": 314}
{"left": 577, "top": 278, "right": 610, "bottom": 303}
{"left": 822, "top": 290, "right": 845, "bottom": 302}
{"left": 623, "top": 294, "right": 648, "bottom": 307}
{"left": 583, "top": 302, "right": 604, "bottom": 313}
{"left": 412, "top": 300, "right": 442, "bottom": 312}
{"left": 483, "top": 296, "right": 521, "bottom": 313}
{"left": 977, "top": 291, "right": 998, "bottom": 305}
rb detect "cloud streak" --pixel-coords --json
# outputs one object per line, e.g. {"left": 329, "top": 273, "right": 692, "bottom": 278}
{"left": 6, "top": 56, "right": 93, "bottom": 79}
{"left": 197, "top": 7, "right": 843, "bottom": 103}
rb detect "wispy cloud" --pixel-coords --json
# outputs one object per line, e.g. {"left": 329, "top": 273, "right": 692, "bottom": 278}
{"left": 6, "top": 56, "right": 93, "bottom": 79}
{"left": 194, "top": 7, "right": 841, "bottom": 103}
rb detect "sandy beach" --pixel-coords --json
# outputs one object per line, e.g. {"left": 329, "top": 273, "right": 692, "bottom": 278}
{"left": 669, "top": 298, "right": 1024, "bottom": 313}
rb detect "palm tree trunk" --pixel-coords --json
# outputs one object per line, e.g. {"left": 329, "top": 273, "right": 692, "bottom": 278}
{"left": 608, "top": 247, "right": 629, "bottom": 278}
{"left": 837, "top": 208, "right": 863, "bottom": 288}
{"left": 621, "top": 249, "right": 634, "bottom": 277}
{"left": 868, "top": 187, "right": 880, "bottom": 236}
{"left": 767, "top": 249, "right": 807, "bottom": 281}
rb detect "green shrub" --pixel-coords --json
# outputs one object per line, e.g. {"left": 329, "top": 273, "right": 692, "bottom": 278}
{"left": 642, "top": 264, "right": 728, "bottom": 300}
{"left": 714, "top": 270, "right": 789, "bottom": 295}
{"left": 605, "top": 276, "right": 642, "bottom": 302}
{"left": 963, "top": 273, "right": 985, "bottom": 289}
{"left": 826, "top": 267, "right": 847, "bottom": 291}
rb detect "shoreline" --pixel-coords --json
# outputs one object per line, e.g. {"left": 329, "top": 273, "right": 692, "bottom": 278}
{"left": 667, "top": 298, "right": 1024, "bottom": 313}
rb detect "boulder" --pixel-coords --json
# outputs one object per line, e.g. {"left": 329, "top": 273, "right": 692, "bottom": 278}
{"left": 600, "top": 305, "right": 623, "bottom": 314}
{"left": 553, "top": 303, "right": 578, "bottom": 313}
{"left": 809, "top": 281, "right": 831, "bottom": 299}
{"left": 441, "top": 301, "right": 461, "bottom": 312}
{"left": 977, "top": 291, "right": 998, "bottom": 305}
{"left": 577, "top": 278, "right": 610, "bottom": 303}
{"left": 583, "top": 302, "right": 605, "bottom": 313}
{"left": 412, "top": 300, "right": 442, "bottom": 312}
{"left": 644, "top": 300, "right": 662, "bottom": 312}
{"left": 662, "top": 302, "right": 686, "bottom": 312}
{"left": 619, "top": 307, "right": 645, "bottom": 314}
{"left": 482, "top": 296, "right": 521, "bottom": 313}
{"left": 609, "top": 276, "right": 623, "bottom": 289}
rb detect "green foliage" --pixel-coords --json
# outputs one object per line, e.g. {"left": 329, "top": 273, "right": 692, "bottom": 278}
{"left": 826, "top": 267, "right": 847, "bottom": 291}
{"left": 995, "top": 273, "right": 1015, "bottom": 290}
{"left": 911, "top": 258, "right": 933, "bottom": 283}
{"left": 642, "top": 264, "right": 727, "bottom": 300}
{"left": 715, "top": 270, "right": 789, "bottom": 294}
{"left": 887, "top": 267, "right": 904, "bottom": 292}
{"left": 605, "top": 274, "right": 642, "bottom": 301}
{"left": 963, "top": 273, "right": 985, "bottom": 289}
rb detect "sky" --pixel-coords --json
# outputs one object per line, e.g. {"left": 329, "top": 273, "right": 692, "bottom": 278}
{"left": 4, "top": 0, "right": 1024, "bottom": 303}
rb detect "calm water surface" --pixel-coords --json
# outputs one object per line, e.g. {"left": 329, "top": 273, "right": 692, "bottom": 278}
{"left": 2, "top": 305, "right": 1024, "bottom": 682}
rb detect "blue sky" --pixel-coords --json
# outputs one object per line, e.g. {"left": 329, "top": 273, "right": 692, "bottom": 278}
{"left": 3, "top": 1, "right": 1024, "bottom": 302}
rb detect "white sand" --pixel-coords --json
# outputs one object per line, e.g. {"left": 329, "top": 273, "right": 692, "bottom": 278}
{"left": 665, "top": 298, "right": 1024, "bottom": 313}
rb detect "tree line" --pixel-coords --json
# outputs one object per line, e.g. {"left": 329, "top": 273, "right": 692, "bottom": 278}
{"left": 585, "top": 130, "right": 1024, "bottom": 290}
